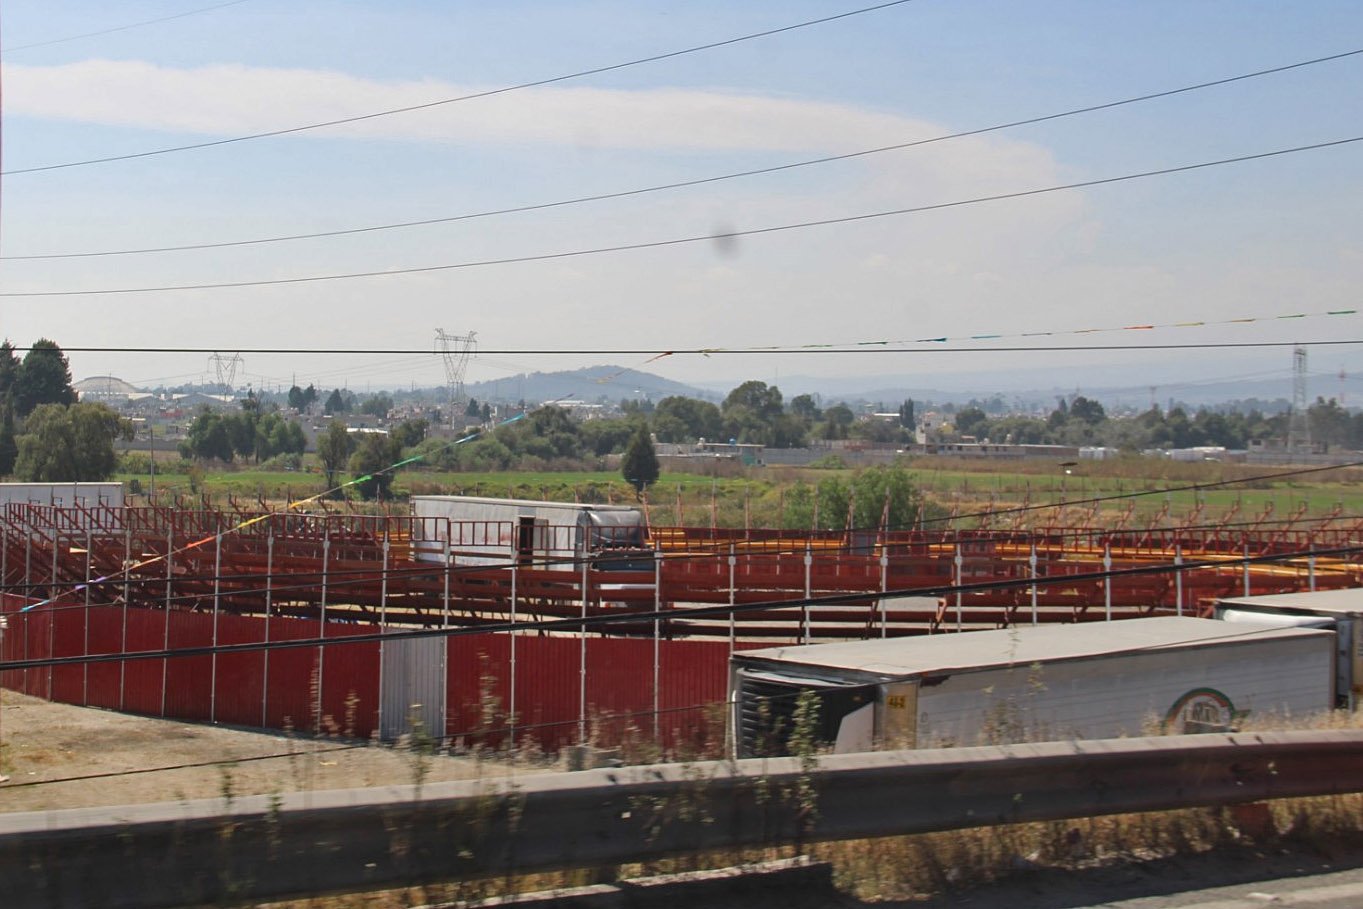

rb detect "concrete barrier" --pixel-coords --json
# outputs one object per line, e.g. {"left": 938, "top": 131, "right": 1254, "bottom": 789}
{"left": 4, "top": 729, "right": 1363, "bottom": 908}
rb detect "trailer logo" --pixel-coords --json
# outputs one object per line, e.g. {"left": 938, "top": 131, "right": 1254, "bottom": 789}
{"left": 1165, "top": 688, "right": 1240, "bottom": 734}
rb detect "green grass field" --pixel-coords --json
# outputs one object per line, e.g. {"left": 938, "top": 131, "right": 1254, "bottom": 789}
{"left": 118, "top": 454, "right": 1363, "bottom": 529}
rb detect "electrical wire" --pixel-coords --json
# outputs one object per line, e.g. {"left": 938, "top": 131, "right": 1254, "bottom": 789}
{"left": 1, "top": 0, "right": 254, "bottom": 54}
{"left": 0, "top": 743, "right": 364, "bottom": 790}
{"left": 0, "top": 0, "right": 918, "bottom": 176}
{"left": 12, "top": 340, "right": 1363, "bottom": 356}
{"left": 8, "top": 47, "right": 1359, "bottom": 260}
{"left": 6, "top": 135, "right": 1358, "bottom": 298}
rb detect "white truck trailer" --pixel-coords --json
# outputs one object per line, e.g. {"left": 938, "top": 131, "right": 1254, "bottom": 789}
{"left": 730, "top": 616, "right": 1335, "bottom": 757}
{"left": 0, "top": 482, "right": 124, "bottom": 508}
{"left": 409, "top": 495, "right": 653, "bottom": 571}
{"left": 1216, "top": 588, "right": 1363, "bottom": 710}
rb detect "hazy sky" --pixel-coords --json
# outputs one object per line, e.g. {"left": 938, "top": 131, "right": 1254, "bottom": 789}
{"left": 2, "top": 1, "right": 1361, "bottom": 400}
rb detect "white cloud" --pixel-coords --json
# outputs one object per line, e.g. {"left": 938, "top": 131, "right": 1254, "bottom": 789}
{"left": 2, "top": 59, "right": 1135, "bottom": 386}
{"left": 6, "top": 58, "right": 996, "bottom": 155}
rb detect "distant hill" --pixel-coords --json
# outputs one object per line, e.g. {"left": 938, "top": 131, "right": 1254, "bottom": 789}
{"left": 461, "top": 363, "right": 1307, "bottom": 412}
{"left": 463, "top": 366, "right": 715, "bottom": 405}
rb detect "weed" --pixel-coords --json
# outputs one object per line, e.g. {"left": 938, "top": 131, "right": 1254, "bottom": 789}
{"left": 401, "top": 704, "right": 434, "bottom": 797}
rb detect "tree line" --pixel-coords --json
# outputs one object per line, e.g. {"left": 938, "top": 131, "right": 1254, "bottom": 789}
{"left": 945, "top": 395, "right": 1360, "bottom": 452}
{"left": 0, "top": 340, "right": 130, "bottom": 482}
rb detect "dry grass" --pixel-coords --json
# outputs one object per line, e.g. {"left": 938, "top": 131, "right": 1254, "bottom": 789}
{"left": 5, "top": 687, "right": 1362, "bottom": 906}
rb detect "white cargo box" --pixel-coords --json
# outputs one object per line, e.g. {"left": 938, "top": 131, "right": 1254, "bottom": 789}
{"left": 731, "top": 616, "right": 1335, "bottom": 756}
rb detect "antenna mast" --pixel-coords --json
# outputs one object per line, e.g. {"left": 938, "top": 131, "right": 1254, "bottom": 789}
{"left": 1287, "top": 345, "right": 1311, "bottom": 454}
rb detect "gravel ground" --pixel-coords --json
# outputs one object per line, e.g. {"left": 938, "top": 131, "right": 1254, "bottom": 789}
{"left": 0, "top": 689, "right": 546, "bottom": 814}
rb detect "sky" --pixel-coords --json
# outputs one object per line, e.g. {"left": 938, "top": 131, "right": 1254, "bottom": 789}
{"left": 1, "top": 0, "right": 1361, "bottom": 403}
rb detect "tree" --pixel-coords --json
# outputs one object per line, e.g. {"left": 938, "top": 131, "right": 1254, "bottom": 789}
{"left": 324, "top": 388, "right": 349, "bottom": 415}
{"left": 0, "top": 341, "right": 19, "bottom": 411}
{"left": 253, "top": 412, "right": 307, "bottom": 462}
{"left": 652, "top": 396, "right": 722, "bottom": 443}
{"left": 390, "top": 419, "right": 429, "bottom": 450}
{"left": 510, "top": 406, "right": 582, "bottom": 461}
{"left": 720, "top": 381, "right": 807, "bottom": 447}
{"left": 465, "top": 397, "right": 481, "bottom": 418}
{"left": 1308, "top": 397, "right": 1353, "bottom": 450}
{"left": 724, "top": 381, "right": 783, "bottom": 417}
{"left": 898, "top": 399, "right": 915, "bottom": 430}
{"left": 268, "top": 416, "right": 308, "bottom": 460}
{"left": 179, "top": 408, "right": 235, "bottom": 462}
{"left": 349, "top": 433, "right": 401, "bottom": 500}
{"left": 621, "top": 424, "right": 659, "bottom": 497}
{"left": 0, "top": 406, "right": 16, "bottom": 476}
{"left": 1069, "top": 396, "right": 1106, "bottom": 425}
{"left": 360, "top": 392, "right": 394, "bottom": 418}
{"left": 578, "top": 418, "right": 635, "bottom": 457}
{"left": 316, "top": 419, "right": 354, "bottom": 490}
{"left": 789, "top": 394, "right": 822, "bottom": 423}
{"left": 287, "top": 384, "right": 318, "bottom": 411}
{"left": 954, "top": 406, "right": 989, "bottom": 437}
{"left": 820, "top": 404, "right": 855, "bottom": 440}
{"left": 224, "top": 411, "right": 257, "bottom": 460}
{"left": 13, "top": 339, "right": 76, "bottom": 418}
{"left": 14, "top": 403, "right": 128, "bottom": 481}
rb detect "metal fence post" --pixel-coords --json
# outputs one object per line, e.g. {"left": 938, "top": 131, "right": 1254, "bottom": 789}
{"left": 442, "top": 538, "right": 451, "bottom": 628}
{"left": 1174, "top": 542, "right": 1184, "bottom": 617}
{"left": 120, "top": 528, "right": 131, "bottom": 710}
{"left": 579, "top": 549, "right": 589, "bottom": 744}
{"left": 879, "top": 551, "right": 889, "bottom": 638}
{"left": 1029, "top": 543, "right": 1039, "bottom": 626}
{"left": 653, "top": 553, "right": 662, "bottom": 742}
{"left": 262, "top": 530, "right": 274, "bottom": 729}
{"left": 47, "top": 529, "right": 57, "bottom": 701}
{"left": 161, "top": 529, "right": 172, "bottom": 718}
{"left": 1103, "top": 543, "right": 1112, "bottom": 622}
{"left": 210, "top": 533, "right": 222, "bottom": 724}
{"left": 317, "top": 533, "right": 330, "bottom": 734}
{"left": 954, "top": 544, "right": 963, "bottom": 633}
{"left": 803, "top": 544, "right": 812, "bottom": 644}
{"left": 509, "top": 564, "right": 518, "bottom": 748}
{"left": 728, "top": 545, "right": 737, "bottom": 656}
{"left": 83, "top": 529, "right": 92, "bottom": 706}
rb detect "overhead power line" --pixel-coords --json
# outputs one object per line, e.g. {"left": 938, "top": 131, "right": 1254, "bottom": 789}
{"left": 4, "top": 135, "right": 1359, "bottom": 298}
{"left": 14, "top": 340, "right": 1363, "bottom": 355}
{"left": 0, "top": 0, "right": 918, "bottom": 176}
{"left": 1, "top": 0, "right": 254, "bottom": 53}
{"left": 8, "top": 47, "right": 1360, "bottom": 261}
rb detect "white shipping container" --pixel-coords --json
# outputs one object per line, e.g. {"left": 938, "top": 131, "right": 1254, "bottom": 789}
{"left": 0, "top": 482, "right": 124, "bottom": 508}
{"left": 409, "top": 495, "right": 649, "bottom": 570}
{"left": 1216, "top": 588, "right": 1363, "bottom": 711}
{"left": 731, "top": 616, "right": 1335, "bottom": 757}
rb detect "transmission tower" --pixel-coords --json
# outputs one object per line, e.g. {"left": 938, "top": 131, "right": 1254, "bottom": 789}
{"left": 1287, "top": 345, "right": 1310, "bottom": 454}
{"left": 434, "top": 329, "right": 477, "bottom": 416}
{"left": 207, "top": 352, "right": 244, "bottom": 394}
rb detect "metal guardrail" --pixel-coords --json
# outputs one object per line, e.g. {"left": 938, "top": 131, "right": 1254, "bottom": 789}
{"left": 4, "top": 729, "right": 1363, "bottom": 909}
